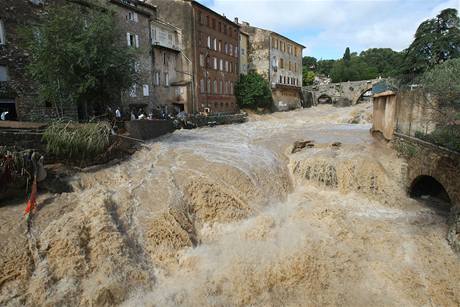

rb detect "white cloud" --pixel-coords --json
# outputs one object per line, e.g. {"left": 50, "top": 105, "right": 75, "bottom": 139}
{"left": 203, "top": 0, "right": 460, "bottom": 58}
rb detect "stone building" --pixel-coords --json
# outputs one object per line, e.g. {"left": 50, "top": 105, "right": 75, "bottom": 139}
{"left": 238, "top": 22, "right": 305, "bottom": 111}
{"left": 146, "top": 0, "right": 240, "bottom": 114}
{"left": 239, "top": 30, "right": 249, "bottom": 75}
{"left": 0, "top": 0, "right": 77, "bottom": 121}
{"left": 108, "top": 0, "right": 157, "bottom": 113}
{"left": 0, "top": 0, "right": 158, "bottom": 121}
{"left": 150, "top": 18, "right": 190, "bottom": 114}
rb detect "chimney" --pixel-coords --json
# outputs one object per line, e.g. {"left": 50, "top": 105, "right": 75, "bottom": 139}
{"left": 234, "top": 17, "right": 239, "bottom": 24}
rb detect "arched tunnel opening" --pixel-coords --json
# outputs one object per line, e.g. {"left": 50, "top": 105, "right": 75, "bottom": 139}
{"left": 410, "top": 175, "right": 452, "bottom": 213}
{"left": 318, "top": 94, "right": 332, "bottom": 104}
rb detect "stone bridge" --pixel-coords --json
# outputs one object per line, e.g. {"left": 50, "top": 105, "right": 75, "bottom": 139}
{"left": 393, "top": 133, "right": 460, "bottom": 253}
{"left": 302, "top": 79, "right": 382, "bottom": 107}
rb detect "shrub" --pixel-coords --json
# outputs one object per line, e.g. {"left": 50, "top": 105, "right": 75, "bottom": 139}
{"left": 42, "top": 121, "right": 110, "bottom": 161}
{"left": 235, "top": 72, "right": 273, "bottom": 109}
{"left": 415, "top": 126, "right": 460, "bottom": 152}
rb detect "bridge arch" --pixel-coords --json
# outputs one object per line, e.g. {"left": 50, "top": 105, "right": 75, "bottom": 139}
{"left": 353, "top": 84, "right": 373, "bottom": 105}
{"left": 317, "top": 94, "right": 333, "bottom": 104}
{"left": 409, "top": 175, "right": 452, "bottom": 212}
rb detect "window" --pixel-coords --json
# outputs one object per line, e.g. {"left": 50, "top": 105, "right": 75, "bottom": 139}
{"left": 212, "top": 18, "right": 216, "bottom": 30}
{"left": 199, "top": 12, "right": 203, "bottom": 25}
{"left": 224, "top": 42, "right": 228, "bottom": 54}
{"left": 127, "top": 11, "right": 138, "bottom": 22}
{"left": 275, "top": 39, "right": 278, "bottom": 49}
{"left": 0, "top": 66, "right": 8, "bottom": 81}
{"left": 127, "top": 33, "right": 139, "bottom": 48}
{"left": 241, "top": 48, "right": 245, "bottom": 56}
{"left": 163, "top": 53, "right": 167, "bottom": 65}
{"left": 213, "top": 80, "right": 217, "bottom": 94}
{"left": 218, "top": 40, "right": 222, "bottom": 52}
{"left": 235, "top": 46, "right": 238, "bottom": 57}
{"left": 225, "top": 61, "right": 229, "bottom": 72}
{"left": 230, "top": 82, "right": 234, "bottom": 95}
{"left": 213, "top": 57, "right": 218, "bottom": 70}
{"left": 219, "top": 80, "right": 223, "bottom": 94}
{"left": 213, "top": 38, "right": 217, "bottom": 51}
{"left": 284, "top": 76, "right": 286, "bottom": 84}
{"left": 200, "top": 79, "right": 205, "bottom": 93}
{"left": 219, "top": 59, "right": 223, "bottom": 71}
{"left": 154, "top": 72, "right": 160, "bottom": 86}
{"left": 294, "top": 63, "right": 297, "bottom": 73}
{"left": 129, "top": 84, "right": 137, "bottom": 97}
{"left": 219, "top": 22, "right": 222, "bottom": 32}
{"left": 229, "top": 62, "right": 233, "bottom": 73}
{"left": 279, "top": 75, "right": 282, "bottom": 84}
{"left": 272, "top": 56, "right": 277, "bottom": 68}
{"left": 206, "top": 16, "right": 210, "bottom": 27}
{"left": 207, "top": 36, "right": 211, "bottom": 49}
{"left": 224, "top": 81, "right": 228, "bottom": 95}
{"left": 207, "top": 80, "right": 211, "bottom": 93}
{"left": 134, "top": 61, "right": 140, "bottom": 73}
{"left": 280, "top": 58, "right": 284, "bottom": 69}
{"left": 229, "top": 44, "right": 233, "bottom": 56}
{"left": 0, "top": 19, "right": 5, "bottom": 45}
{"left": 143, "top": 85, "right": 150, "bottom": 96}
{"left": 200, "top": 53, "right": 205, "bottom": 67}
{"left": 164, "top": 72, "right": 169, "bottom": 86}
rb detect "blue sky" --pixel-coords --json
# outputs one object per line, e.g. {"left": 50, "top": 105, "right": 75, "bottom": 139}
{"left": 197, "top": 0, "right": 460, "bottom": 59}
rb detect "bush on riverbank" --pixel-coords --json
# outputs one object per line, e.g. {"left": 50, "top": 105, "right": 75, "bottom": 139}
{"left": 235, "top": 72, "right": 273, "bottom": 109}
{"left": 42, "top": 121, "right": 111, "bottom": 161}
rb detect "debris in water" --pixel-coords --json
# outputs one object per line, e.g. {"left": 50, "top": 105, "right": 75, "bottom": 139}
{"left": 292, "top": 140, "right": 314, "bottom": 153}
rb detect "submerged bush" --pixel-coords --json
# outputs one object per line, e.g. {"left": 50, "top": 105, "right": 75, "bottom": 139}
{"left": 415, "top": 126, "right": 460, "bottom": 152}
{"left": 42, "top": 121, "right": 110, "bottom": 161}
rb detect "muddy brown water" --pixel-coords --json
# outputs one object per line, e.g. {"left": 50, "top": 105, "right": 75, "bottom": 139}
{"left": 1, "top": 103, "right": 459, "bottom": 306}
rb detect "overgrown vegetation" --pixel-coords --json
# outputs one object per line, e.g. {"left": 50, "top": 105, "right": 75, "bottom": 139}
{"left": 22, "top": 4, "right": 137, "bottom": 120}
{"left": 42, "top": 122, "right": 111, "bottom": 161}
{"left": 412, "top": 57, "right": 460, "bottom": 152}
{"left": 400, "top": 8, "right": 460, "bottom": 83}
{"left": 394, "top": 141, "right": 418, "bottom": 158}
{"left": 235, "top": 72, "right": 273, "bottom": 109}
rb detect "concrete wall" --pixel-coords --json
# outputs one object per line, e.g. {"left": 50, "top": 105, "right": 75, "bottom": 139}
{"left": 372, "top": 93, "right": 397, "bottom": 140}
{"left": 125, "top": 119, "right": 175, "bottom": 140}
{"left": 395, "top": 89, "right": 437, "bottom": 137}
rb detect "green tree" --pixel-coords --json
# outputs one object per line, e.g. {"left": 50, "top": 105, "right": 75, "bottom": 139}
{"left": 302, "top": 56, "right": 317, "bottom": 70}
{"left": 343, "top": 47, "right": 351, "bottom": 65}
{"left": 316, "top": 59, "right": 336, "bottom": 77}
{"left": 415, "top": 58, "right": 460, "bottom": 151}
{"left": 401, "top": 8, "right": 460, "bottom": 82}
{"left": 360, "top": 48, "right": 404, "bottom": 77}
{"left": 302, "top": 69, "right": 316, "bottom": 86}
{"left": 235, "top": 72, "right": 273, "bottom": 109}
{"left": 22, "top": 4, "right": 137, "bottom": 120}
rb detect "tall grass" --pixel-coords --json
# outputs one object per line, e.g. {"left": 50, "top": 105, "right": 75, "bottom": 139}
{"left": 42, "top": 121, "right": 110, "bottom": 161}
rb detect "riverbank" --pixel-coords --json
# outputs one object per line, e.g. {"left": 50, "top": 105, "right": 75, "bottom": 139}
{"left": 1, "top": 103, "right": 458, "bottom": 306}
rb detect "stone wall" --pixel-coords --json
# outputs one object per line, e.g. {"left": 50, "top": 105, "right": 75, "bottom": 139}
{"left": 393, "top": 133, "right": 460, "bottom": 252}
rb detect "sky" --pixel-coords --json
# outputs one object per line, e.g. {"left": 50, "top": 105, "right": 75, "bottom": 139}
{"left": 197, "top": 0, "right": 460, "bottom": 60}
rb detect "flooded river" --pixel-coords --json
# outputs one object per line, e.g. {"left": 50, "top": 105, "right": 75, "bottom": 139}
{"left": 1, "top": 104, "right": 459, "bottom": 306}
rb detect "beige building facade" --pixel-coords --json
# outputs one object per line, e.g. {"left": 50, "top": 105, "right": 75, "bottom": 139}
{"left": 239, "top": 22, "right": 304, "bottom": 111}
{"left": 239, "top": 31, "right": 249, "bottom": 75}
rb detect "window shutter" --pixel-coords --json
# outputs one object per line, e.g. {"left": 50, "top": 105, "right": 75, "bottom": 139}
{"left": 135, "top": 35, "right": 139, "bottom": 48}
{"left": 143, "top": 85, "right": 149, "bottom": 96}
{"left": 127, "top": 32, "right": 131, "bottom": 46}
{"left": 134, "top": 12, "right": 138, "bottom": 22}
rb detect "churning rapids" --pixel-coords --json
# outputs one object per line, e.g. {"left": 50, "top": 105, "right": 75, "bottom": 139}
{"left": 1, "top": 104, "right": 459, "bottom": 306}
